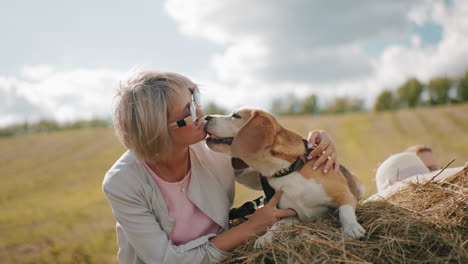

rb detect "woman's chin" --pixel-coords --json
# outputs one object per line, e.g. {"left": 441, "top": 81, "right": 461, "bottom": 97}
{"left": 195, "top": 131, "right": 207, "bottom": 143}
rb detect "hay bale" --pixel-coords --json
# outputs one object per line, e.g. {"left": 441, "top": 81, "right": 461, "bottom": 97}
{"left": 222, "top": 168, "right": 467, "bottom": 264}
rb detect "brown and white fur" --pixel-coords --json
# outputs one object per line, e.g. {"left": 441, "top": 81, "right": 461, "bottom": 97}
{"left": 204, "top": 108, "right": 365, "bottom": 246}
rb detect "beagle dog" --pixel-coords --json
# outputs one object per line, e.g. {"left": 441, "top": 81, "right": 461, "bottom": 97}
{"left": 204, "top": 108, "right": 365, "bottom": 246}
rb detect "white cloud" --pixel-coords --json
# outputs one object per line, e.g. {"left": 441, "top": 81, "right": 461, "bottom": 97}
{"left": 0, "top": 66, "right": 123, "bottom": 126}
{"left": 0, "top": 76, "right": 50, "bottom": 126}
{"left": 164, "top": 0, "right": 230, "bottom": 44}
{"left": 20, "top": 65, "right": 56, "bottom": 81}
{"left": 165, "top": 0, "right": 468, "bottom": 110}
{"left": 211, "top": 38, "right": 269, "bottom": 83}
{"left": 165, "top": 0, "right": 412, "bottom": 84}
{"left": 411, "top": 35, "right": 421, "bottom": 47}
{"left": 375, "top": 0, "right": 468, "bottom": 89}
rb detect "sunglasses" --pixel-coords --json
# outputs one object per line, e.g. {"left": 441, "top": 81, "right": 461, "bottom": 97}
{"left": 169, "top": 87, "right": 201, "bottom": 129}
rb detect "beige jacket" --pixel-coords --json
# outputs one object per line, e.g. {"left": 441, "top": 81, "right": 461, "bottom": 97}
{"left": 102, "top": 142, "right": 261, "bottom": 264}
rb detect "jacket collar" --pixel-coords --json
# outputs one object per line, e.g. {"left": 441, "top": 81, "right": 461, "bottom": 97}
{"left": 187, "top": 144, "right": 230, "bottom": 230}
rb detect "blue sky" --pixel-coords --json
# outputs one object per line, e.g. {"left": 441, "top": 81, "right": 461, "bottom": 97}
{"left": 1, "top": 0, "right": 467, "bottom": 126}
{"left": 364, "top": 21, "right": 443, "bottom": 57}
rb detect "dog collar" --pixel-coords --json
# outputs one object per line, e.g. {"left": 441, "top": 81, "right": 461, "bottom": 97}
{"left": 271, "top": 139, "right": 314, "bottom": 178}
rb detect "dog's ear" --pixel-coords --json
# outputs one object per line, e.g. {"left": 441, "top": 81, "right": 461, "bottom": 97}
{"left": 232, "top": 113, "right": 275, "bottom": 158}
{"left": 231, "top": 158, "right": 249, "bottom": 170}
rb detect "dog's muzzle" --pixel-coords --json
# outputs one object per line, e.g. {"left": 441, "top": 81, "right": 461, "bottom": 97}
{"left": 206, "top": 135, "right": 234, "bottom": 145}
{"left": 204, "top": 115, "right": 234, "bottom": 145}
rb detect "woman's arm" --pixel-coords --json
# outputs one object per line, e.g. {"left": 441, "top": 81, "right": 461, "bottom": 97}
{"left": 210, "top": 191, "right": 296, "bottom": 252}
{"left": 103, "top": 181, "right": 228, "bottom": 264}
{"left": 104, "top": 178, "right": 294, "bottom": 263}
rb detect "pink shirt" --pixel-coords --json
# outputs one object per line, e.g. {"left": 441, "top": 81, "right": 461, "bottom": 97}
{"left": 143, "top": 162, "right": 220, "bottom": 246}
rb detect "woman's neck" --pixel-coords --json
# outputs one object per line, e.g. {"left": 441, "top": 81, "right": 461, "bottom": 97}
{"left": 147, "top": 146, "right": 190, "bottom": 182}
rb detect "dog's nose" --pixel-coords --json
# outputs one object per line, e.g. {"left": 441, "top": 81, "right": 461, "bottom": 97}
{"left": 204, "top": 115, "right": 213, "bottom": 121}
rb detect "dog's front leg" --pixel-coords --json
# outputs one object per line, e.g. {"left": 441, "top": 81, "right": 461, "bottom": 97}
{"left": 254, "top": 216, "right": 298, "bottom": 248}
{"left": 338, "top": 204, "right": 365, "bottom": 239}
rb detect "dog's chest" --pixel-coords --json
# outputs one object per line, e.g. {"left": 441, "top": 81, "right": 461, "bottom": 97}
{"left": 268, "top": 172, "right": 335, "bottom": 219}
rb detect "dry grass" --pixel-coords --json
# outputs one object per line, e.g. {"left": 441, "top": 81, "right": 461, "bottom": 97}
{"left": 222, "top": 167, "right": 468, "bottom": 264}
{"left": 0, "top": 128, "right": 125, "bottom": 263}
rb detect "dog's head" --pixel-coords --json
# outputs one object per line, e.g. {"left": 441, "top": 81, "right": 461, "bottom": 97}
{"left": 204, "top": 108, "right": 275, "bottom": 158}
{"left": 204, "top": 108, "right": 304, "bottom": 161}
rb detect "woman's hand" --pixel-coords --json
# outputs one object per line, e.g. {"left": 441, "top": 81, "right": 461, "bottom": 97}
{"left": 245, "top": 191, "right": 296, "bottom": 236}
{"left": 307, "top": 130, "right": 339, "bottom": 173}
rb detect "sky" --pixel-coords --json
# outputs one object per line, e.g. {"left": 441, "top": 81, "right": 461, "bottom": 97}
{"left": 1, "top": 0, "right": 467, "bottom": 126}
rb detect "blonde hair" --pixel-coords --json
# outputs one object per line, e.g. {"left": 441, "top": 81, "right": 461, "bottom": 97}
{"left": 112, "top": 71, "right": 195, "bottom": 161}
{"left": 404, "top": 145, "right": 433, "bottom": 154}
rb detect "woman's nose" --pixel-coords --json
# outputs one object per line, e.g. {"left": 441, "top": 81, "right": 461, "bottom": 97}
{"left": 196, "top": 107, "right": 204, "bottom": 118}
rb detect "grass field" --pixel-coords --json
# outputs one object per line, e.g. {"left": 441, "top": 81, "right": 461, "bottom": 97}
{"left": 1, "top": 103, "right": 467, "bottom": 263}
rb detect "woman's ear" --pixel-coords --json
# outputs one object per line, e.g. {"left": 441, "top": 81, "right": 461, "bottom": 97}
{"left": 231, "top": 114, "right": 275, "bottom": 158}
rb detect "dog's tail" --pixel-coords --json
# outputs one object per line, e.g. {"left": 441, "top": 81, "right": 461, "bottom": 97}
{"left": 339, "top": 165, "right": 364, "bottom": 201}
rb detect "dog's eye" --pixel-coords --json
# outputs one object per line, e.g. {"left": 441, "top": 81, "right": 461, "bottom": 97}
{"left": 232, "top": 113, "right": 242, "bottom": 119}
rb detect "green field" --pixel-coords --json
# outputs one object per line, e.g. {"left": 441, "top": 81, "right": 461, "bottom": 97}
{"left": 1, "top": 104, "right": 467, "bottom": 263}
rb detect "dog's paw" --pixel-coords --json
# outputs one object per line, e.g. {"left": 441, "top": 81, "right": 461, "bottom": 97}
{"left": 254, "top": 231, "right": 275, "bottom": 248}
{"left": 342, "top": 222, "right": 366, "bottom": 239}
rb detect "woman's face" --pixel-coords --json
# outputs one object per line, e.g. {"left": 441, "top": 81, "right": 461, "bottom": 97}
{"left": 167, "top": 86, "right": 206, "bottom": 147}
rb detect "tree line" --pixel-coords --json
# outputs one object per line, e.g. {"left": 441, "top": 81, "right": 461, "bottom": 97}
{"left": 1, "top": 70, "right": 467, "bottom": 136}
{"left": 202, "top": 93, "right": 366, "bottom": 116}
{"left": 267, "top": 70, "right": 468, "bottom": 115}
{"left": 374, "top": 71, "right": 468, "bottom": 111}
{"left": 0, "top": 118, "right": 110, "bottom": 137}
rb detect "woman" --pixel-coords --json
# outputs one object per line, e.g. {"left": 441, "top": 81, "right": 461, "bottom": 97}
{"left": 103, "top": 71, "right": 339, "bottom": 264}
{"left": 367, "top": 145, "right": 465, "bottom": 202}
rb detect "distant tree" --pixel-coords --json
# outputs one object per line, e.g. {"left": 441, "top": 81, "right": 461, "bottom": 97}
{"left": 271, "top": 98, "right": 284, "bottom": 115}
{"left": 374, "top": 90, "right": 395, "bottom": 111}
{"left": 457, "top": 71, "right": 468, "bottom": 102}
{"left": 63, "top": 118, "right": 110, "bottom": 129}
{"left": 88, "top": 118, "right": 111, "bottom": 128}
{"left": 427, "top": 77, "right": 451, "bottom": 105}
{"left": 324, "top": 96, "right": 364, "bottom": 114}
{"left": 348, "top": 97, "right": 365, "bottom": 112}
{"left": 35, "top": 120, "right": 60, "bottom": 133}
{"left": 270, "top": 93, "right": 301, "bottom": 115}
{"left": 299, "top": 94, "right": 318, "bottom": 114}
{"left": 396, "top": 78, "right": 423, "bottom": 108}
{"left": 284, "top": 94, "right": 301, "bottom": 115}
{"left": 202, "top": 102, "right": 227, "bottom": 115}
{"left": 0, "top": 118, "right": 111, "bottom": 137}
